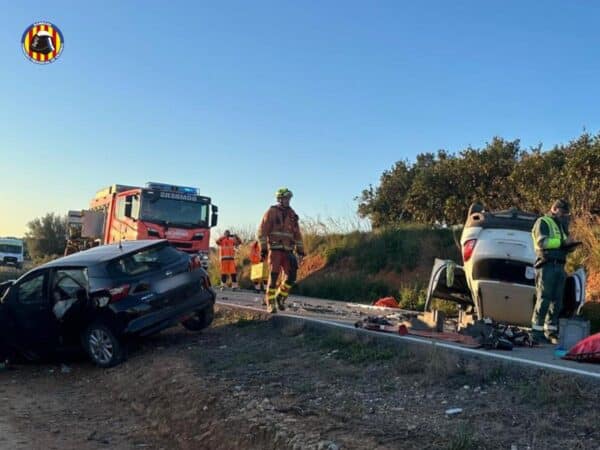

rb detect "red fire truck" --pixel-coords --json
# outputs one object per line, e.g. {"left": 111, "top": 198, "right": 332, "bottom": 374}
{"left": 66, "top": 182, "right": 217, "bottom": 267}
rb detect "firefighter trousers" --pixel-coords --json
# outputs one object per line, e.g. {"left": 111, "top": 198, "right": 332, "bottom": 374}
{"left": 266, "top": 250, "right": 298, "bottom": 305}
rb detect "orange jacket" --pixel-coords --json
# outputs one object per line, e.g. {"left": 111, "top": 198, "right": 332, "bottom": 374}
{"left": 249, "top": 241, "right": 262, "bottom": 264}
{"left": 258, "top": 205, "right": 304, "bottom": 254}
{"left": 216, "top": 235, "right": 241, "bottom": 260}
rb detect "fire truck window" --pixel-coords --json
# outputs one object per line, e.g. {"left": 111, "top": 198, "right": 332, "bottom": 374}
{"left": 116, "top": 197, "right": 126, "bottom": 219}
{"left": 124, "top": 197, "right": 133, "bottom": 218}
{"left": 130, "top": 195, "right": 140, "bottom": 220}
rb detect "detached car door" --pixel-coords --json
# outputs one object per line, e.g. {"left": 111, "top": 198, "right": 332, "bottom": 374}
{"left": 562, "top": 268, "right": 587, "bottom": 317}
{"left": 425, "top": 258, "right": 473, "bottom": 312}
{"left": 10, "top": 269, "right": 60, "bottom": 355}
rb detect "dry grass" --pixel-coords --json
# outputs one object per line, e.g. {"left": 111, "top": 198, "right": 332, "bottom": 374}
{"left": 570, "top": 215, "right": 600, "bottom": 301}
{"left": 300, "top": 214, "right": 372, "bottom": 236}
{"left": 569, "top": 215, "right": 600, "bottom": 271}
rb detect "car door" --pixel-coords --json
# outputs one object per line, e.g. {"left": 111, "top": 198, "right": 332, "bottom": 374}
{"left": 50, "top": 268, "right": 91, "bottom": 341}
{"left": 425, "top": 258, "right": 473, "bottom": 312}
{"left": 562, "top": 268, "right": 587, "bottom": 317}
{"left": 10, "top": 269, "right": 60, "bottom": 354}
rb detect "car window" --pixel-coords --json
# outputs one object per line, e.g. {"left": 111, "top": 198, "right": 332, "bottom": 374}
{"left": 17, "top": 272, "right": 46, "bottom": 304}
{"left": 52, "top": 269, "right": 88, "bottom": 302}
{"left": 108, "top": 245, "right": 183, "bottom": 276}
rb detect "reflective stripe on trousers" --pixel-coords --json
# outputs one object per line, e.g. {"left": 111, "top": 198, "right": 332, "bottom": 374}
{"left": 276, "top": 282, "right": 293, "bottom": 299}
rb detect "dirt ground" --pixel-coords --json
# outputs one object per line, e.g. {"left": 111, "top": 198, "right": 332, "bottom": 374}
{"left": 2, "top": 306, "right": 600, "bottom": 450}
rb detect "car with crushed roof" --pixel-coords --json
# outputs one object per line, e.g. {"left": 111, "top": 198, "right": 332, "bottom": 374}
{"left": 0, "top": 240, "right": 215, "bottom": 367}
{"left": 425, "top": 206, "right": 586, "bottom": 327}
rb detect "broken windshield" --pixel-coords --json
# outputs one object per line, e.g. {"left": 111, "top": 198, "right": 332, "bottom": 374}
{"left": 139, "top": 190, "right": 209, "bottom": 228}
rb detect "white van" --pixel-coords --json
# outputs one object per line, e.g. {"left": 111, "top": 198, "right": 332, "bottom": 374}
{"left": 425, "top": 207, "right": 586, "bottom": 327}
{"left": 0, "top": 237, "right": 24, "bottom": 269}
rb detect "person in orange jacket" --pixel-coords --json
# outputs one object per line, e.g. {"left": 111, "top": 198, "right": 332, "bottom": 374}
{"left": 215, "top": 230, "right": 242, "bottom": 289}
{"left": 249, "top": 240, "right": 268, "bottom": 292}
{"left": 258, "top": 187, "right": 305, "bottom": 313}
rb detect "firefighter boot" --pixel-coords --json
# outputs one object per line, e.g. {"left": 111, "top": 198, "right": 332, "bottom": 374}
{"left": 267, "top": 299, "right": 277, "bottom": 314}
{"left": 275, "top": 282, "right": 292, "bottom": 311}
{"left": 266, "top": 289, "right": 277, "bottom": 314}
{"left": 276, "top": 294, "right": 286, "bottom": 311}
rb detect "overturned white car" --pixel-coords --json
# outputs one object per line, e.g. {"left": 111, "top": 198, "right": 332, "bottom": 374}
{"left": 425, "top": 207, "right": 586, "bottom": 327}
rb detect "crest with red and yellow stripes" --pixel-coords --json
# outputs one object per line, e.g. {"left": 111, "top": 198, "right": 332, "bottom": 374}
{"left": 22, "top": 22, "right": 64, "bottom": 64}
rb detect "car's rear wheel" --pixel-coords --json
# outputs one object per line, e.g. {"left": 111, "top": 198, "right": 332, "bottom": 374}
{"left": 82, "top": 323, "right": 125, "bottom": 368}
{"left": 181, "top": 305, "right": 214, "bottom": 332}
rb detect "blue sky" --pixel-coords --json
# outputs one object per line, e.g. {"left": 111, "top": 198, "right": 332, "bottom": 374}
{"left": 1, "top": 1, "right": 599, "bottom": 236}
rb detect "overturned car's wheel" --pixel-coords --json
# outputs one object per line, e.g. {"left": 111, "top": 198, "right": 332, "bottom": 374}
{"left": 181, "top": 305, "right": 214, "bottom": 332}
{"left": 82, "top": 323, "right": 125, "bottom": 368}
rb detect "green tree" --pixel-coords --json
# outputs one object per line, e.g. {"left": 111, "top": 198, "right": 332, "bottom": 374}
{"left": 357, "top": 160, "right": 414, "bottom": 227}
{"left": 562, "top": 133, "right": 600, "bottom": 215}
{"left": 25, "top": 213, "right": 67, "bottom": 259}
{"left": 358, "top": 133, "right": 600, "bottom": 227}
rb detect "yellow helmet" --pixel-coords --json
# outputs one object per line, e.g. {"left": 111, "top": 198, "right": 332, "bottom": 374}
{"left": 275, "top": 187, "right": 293, "bottom": 199}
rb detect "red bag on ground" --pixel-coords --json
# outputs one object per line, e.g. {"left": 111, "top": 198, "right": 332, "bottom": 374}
{"left": 373, "top": 297, "right": 399, "bottom": 308}
{"left": 564, "top": 332, "right": 600, "bottom": 363}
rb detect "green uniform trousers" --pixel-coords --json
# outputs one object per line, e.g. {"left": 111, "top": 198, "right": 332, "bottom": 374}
{"left": 531, "top": 261, "right": 566, "bottom": 335}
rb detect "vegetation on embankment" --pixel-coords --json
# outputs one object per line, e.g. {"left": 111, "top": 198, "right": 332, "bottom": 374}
{"left": 294, "top": 225, "right": 460, "bottom": 305}
{"left": 571, "top": 216, "right": 600, "bottom": 330}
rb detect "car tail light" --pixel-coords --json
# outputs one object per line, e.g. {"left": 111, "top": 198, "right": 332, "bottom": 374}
{"left": 109, "top": 284, "right": 130, "bottom": 303}
{"left": 202, "top": 276, "right": 211, "bottom": 289}
{"left": 462, "top": 239, "right": 477, "bottom": 262}
{"left": 189, "top": 255, "right": 202, "bottom": 271}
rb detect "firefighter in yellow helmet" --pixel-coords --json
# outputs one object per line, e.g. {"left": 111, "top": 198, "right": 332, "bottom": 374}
{"left": 258, "top": 188, "right": 305, "bottom": 313}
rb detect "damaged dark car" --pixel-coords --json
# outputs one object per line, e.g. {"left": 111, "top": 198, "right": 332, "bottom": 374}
{"left": 0, "top": 240, "right": 215, "bottom": 367}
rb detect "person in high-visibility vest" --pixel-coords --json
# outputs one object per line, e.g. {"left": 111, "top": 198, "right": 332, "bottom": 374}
{"left": 531, "top": 199, "right": 578, "bottom": 344}
{"left": 215, "top": 230, "right": 242, "bottom": 289}
{"left": 249, "top": 240, "right": 268, "bottom": 292}
{"left": 258, "top": 187, "right": 305, "bottom": 313}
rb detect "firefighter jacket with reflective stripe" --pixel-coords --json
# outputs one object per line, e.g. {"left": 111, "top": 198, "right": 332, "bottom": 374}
{"left": 531, "top": 215, "right": 569, "bottom": 264}
{"left": 258, "top": 205, "right": 304, "bottom": 254}
{"left": 216, "top": 235, "right": 241, "bottom": 260}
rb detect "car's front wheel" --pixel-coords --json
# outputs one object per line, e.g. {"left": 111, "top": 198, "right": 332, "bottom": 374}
{"left": 181, "top": 305, "right": 214, "bottom": 332}
{"left": 82, "top": 323, "right": 125, "bottom": 368}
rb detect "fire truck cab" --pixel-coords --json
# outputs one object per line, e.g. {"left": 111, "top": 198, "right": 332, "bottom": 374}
{"left": 70, "top": 182, "right": 217, "bottom": 267}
